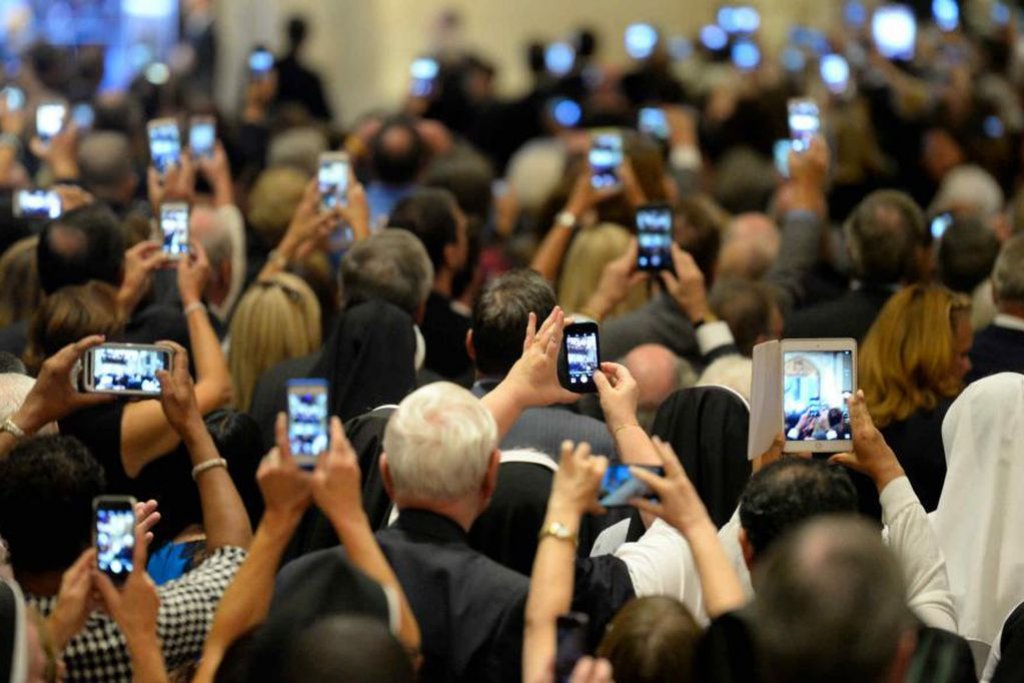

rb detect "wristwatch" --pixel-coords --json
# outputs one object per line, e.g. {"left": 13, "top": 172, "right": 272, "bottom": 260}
{"left": 538, "top": 521, "right": 577, "bottom": 546}
{"left": 555, "top": 211, "right": 578, "bottom": 230}
{"left": 1, "top": 417, "right": 25, "bottom": 440}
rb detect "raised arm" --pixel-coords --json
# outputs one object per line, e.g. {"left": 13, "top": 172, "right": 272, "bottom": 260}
{"left": 155, "top": 342, "right": 252, "bottom": 551}
{"left": 630, "top": 438, "right": 747, "bottom": 618}
{"left": 193, "top": 425, "right": 313, "bottom": 683}
{"left": 257, "top": 180, "right": 342, "bottom": 282}
{"left": 592, "top": 362, "right": 659, "bottom": 465}
{"left": 523, "top": 441, "right": 608, "bottom": 683}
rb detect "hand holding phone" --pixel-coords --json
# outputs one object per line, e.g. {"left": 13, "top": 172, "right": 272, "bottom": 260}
{"left": 588, "top": 130, "right": 623, "bottom": 191}
{"left": 318, "top": 152, "right": 350, "bottom": 211}
{"left": 147, "top": 118, "right": 182, "bottom": 175}
{"left": 638, "top": 107, "right": 670, "bottom": 142}
{"left": 160, "top": 202, "right": 190, "bottom": 259}
{"left": 82, "top": 344, "right": 172, "bottom": 396}
{"left": 35, "top": 102, "right": 67, "bottom": 142}
{"left": 635, "top": 203, "right": 674, "bottom": 272}
{"left": 288, "top": 379, "right": 330, "bottom": 468}
{"left": 787, "top": 98, "right": 820, "bottom": 154}
{"left": 94, "top": 496, "right": 137, "bottom": 585}
{"left": 561, "top": 322, "right": 600, "bottom": 393}
{"left": 781, "top": 339, "right": 856, "bottom": 453}
{"left": 189, "top": 116, "right": 216, "bottom": 159}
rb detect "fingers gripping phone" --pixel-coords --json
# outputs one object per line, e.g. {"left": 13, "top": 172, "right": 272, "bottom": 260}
{"left": 288, "top": 379, "right": 330, "bottom": 469}
{"left": 35, "top": 101, "right": 66, "bottom": 142}
{"left": 636, "top": 202, "right": 674, "bottom": 272}
{"left": 561, "top": 322, "right": 600, "bottom": 394}
{"left": 318, "top": 152, "right": 350, "bottom": 211}
{"left": 588, "top": 129, "right": 623, "bottom": 191}
{"left": 94, "top": 495, "right": 137, "bottom": 585}
{"left": 160, "top": 202, "right": 190, "bottom": 260}
{"left": 82, "top": 343, "right": 172, "bottom": 397}
{"left": 147, "top": 118, "right": 182, "bottom": 175}
{"left": 787, "top": 98, "right": 820, "bottom": 154}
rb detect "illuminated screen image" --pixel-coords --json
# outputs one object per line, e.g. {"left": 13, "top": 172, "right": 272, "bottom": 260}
{"left": 161, "top": 204, "right": 189, "bottom": 257}
{"left": 96, "top": 507, "right": 134, "bottom": 579}
{"left": 566, "top": 331, "right": 599, "bottom": 388}
{"left": 783, "top": 350, "right": 854, "bottom": 442}
{"left": 288, "top": 384, "right": 329, "bottom": 459}
{"left": 91, "top": 346, "right": 168, "bottom": 394}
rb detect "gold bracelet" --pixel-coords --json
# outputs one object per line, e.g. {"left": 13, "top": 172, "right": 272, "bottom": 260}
{"left": 613, "top": 423, "right": 642, "bottom": 435}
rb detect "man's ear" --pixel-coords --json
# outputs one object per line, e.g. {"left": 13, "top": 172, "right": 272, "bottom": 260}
{"left": 739, "top": 526, "right": 756, "bottom": 571}
{"left": 380, "top": 452, "right": 395, "bottom": 499}
{"left": 465, "top": 329, "right": 476, "bottom": 362}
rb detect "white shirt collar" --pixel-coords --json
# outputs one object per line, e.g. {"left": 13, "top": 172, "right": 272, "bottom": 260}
{"left": 994, "top": 313, "right": 1024, "bottom": 333}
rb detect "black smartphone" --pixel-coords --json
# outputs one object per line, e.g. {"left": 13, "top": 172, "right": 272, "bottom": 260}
{"left": 93, "top": 495, "right": 136, "bottom": 585}
{"left": 555, "top": 612, "right": 590, "bottom": 683}
{"left": 562, "top": 322, "right": 600, "bottom": 394}
{"left": 636, "top": 202, "right": 674, "bottom": 272}
{"left": 160, "top": 202, "right": 190, "bottom": 260}
{"left": 82, "top": 343, "right": 172, "bottom": 396}
{"left": 598, "top": 464, "right": 664, "bottom": 507}
{"left": 288, "top": 378, "right": 330, "bottom": 469}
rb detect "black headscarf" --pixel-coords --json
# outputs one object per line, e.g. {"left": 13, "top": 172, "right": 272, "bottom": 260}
{"left": 650, "top": 386, "right": 752, "bottom": 528}
{"left": 0, "top": 578, "right": 27, "bottom": 683}
{"left": 309, "top": 300, "right": 418, "bottom": 422}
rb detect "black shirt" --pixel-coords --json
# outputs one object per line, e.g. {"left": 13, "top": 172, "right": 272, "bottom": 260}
{"left": 421, "top": 291, "right": 473, "bottom": 383}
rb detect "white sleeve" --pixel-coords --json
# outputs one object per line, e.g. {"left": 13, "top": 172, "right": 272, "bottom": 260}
{"left": 880, "top": 476, "right": 958, "bottom": 632}
{"left": 613, "top": 519, "right": 707, "bottom": 625}
{"left": 695, "top": 321, "right": 734, "bottom": 356}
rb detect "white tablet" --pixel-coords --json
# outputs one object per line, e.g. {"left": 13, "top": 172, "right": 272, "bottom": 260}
{"left": 780, "top": 338, "right": 857, "bottom": 453}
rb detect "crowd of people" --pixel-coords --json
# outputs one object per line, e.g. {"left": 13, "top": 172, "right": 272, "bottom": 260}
{"left": 0, "top": 2, "right": 1024, "bottom": 682}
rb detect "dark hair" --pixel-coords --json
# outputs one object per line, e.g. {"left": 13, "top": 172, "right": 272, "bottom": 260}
{"left": 370, "top": 118, "right": 426, "bottom": 186}
{"left": 844, "top": 191, "right": 926, "bottom": 285}
{"left": 388, "top": 188, "right": 459, "bottom": 271}
{"left": 284, "top": 616, "right": 415, "bottom": 683}
{"left": 938, "top": 215, "right": 1000, "bottom": 295}
{"left": 676, "top": 195, "right": 727, "bottom": 284}
{"left": 709, "top": 278, "right": 774, "bottom": 357}
{"left": 205, "top": 410, "right": 266, "bottom": 525}
{"left": 0, "top": 435, "right": 105, "bottom": 574}
{"left": 36, "top": 203, "right": 125, "bottom": 295}
{"left": 739, "top": 458, "right": 858, "bottom": 557}
{"left": 471, "top": 269, "right": 556, "bottom": 377}
{"left": 423, "top": 154, "right": 495, "bottom": 226}
{"left": 0, "top": 352, "right": 26, "bottom": 375}
{"left": 753, "top": 516, "right": 911, "bottom": 683}
{"left": 286, "top": 16, "right": 308, "bottom": 48}
{"left": 23, "top": 281, "right": 124, "bottom": 374}
{"left": 340, "top": 229, "right": 433, "bottom": 315}
{"left": 596, "top": 596, "right": 700, "bottom": 683}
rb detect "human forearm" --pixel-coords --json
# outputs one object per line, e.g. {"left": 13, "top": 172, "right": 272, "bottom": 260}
{"left": 480, "top": 380, "right": 528, "bottom": 443}
{"left": 685, "top": 520, "right": 745, "bottom": 618}
{"left": 126, "top": 631, "right": 169, "bottom": 683}
{"left": 185, "top": 307, "right": 232, "bottom": 412}
{"left": 530, "top": 222, "right": 575, "bottom": 282}
{"left": 183, "top": 422, "right": 253, "bottom": 550}
{"left": 194, "top": 512, "right": 298, "bottom": 683}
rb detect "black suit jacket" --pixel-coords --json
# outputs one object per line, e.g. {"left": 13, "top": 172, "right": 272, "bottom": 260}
{"left": 784, "top": 286, "right": 895, "bottom": 342}
{"left": 968, "top": 322, "right": 1024, "bottom": 383}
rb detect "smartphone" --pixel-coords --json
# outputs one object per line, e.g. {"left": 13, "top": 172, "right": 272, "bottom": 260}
{"left": 718, "top": 5, "right": 760, "bottom": 33}
{"left": 548, "top": 98, "right": 582, "bottom": 129}
{"left": 598, "top": 464, "right": 664, "bottom": 507}
{"left": 773, "top": 139, "right": 792, "bottom": 177}
{"left": 638, "top": 107, "right": 669, "bottom": 142}
{"left": 699, "top": 24, "right": 728, "bottom": 52}
{"left": 930, "top": 212, "right": 954, "bottom": 240}
{"left": 992, "top": 1, "right": 1011, "bottom": 27}
{"left": 544, "top": 42, "right": 575, "bottom": 77}
{"left": 189, "top": 116, "right": 216, "bottom": 159}
{"left": 288, "top": 379, "right": 330, "bottom": 468}
{"left": 82, "top": 343, "right": 172, "bottom": 396}
{"left": 562, "top": 322, "right": 600, "bottom": 393}
{"left": 983, "top": 115, "right": 1005, "bottom": 139}
{"left": 147, "top": 118, "right": 181, "bottom": 175}
{"left": 781, "top": 338, "right": 857, "bottom": 453}
{"left": 787, "top": 98, "right": 820, "bottom": 154}
{"left": 624, "top": 23, "right": 658, "bottom": 60}
{"left": 160, "top": 202, "right": 190, "bottom": 259}
{"left": 249, "top": 47, "right": 274, "bottom": 80}
{"left": 730, "top": 39, "right": 761, "bottom": 71}
{"left": 2, "top": 86, "right": 25, "bottom": 111}
{"left": 35, "top": 102, "right": 66, "bottom": 142}
{"left": 636, "top": 202, "right": 674, "bottom": 272}
{"left": 555, "top": 613, "right": 590, "bottom": 683}
{"left": 71, "top": 102, "right": 94, "bottom": 130}
{"left": 318, "top": 152, "right": 350, "bottom": 211}
{"left": 409, "top": 57, "right": 440, "bottom": 97}
{"left": 94, "top": 495, "right": 136, "bottom": 585}
{"left": 13, "top": 189, "right": 61, "bottom": 219}
{"left": 932, "top": 0, "right": 959, "bottom": 32}
{"left": 820, "top": 54, "right": 850, "bottom": 94}
{"left": 872, "top": 3, "right": 917, "bottom": 61}
{"left": 588, "top": 129, "right": 623, "bottom": 191}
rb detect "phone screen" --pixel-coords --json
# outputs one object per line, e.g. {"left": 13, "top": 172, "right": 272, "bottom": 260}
{"left": 409, "top": 58, "right": 439, "bottom": 97}
{"left": 872, "top": 4, "right": 917, "bottom": 61}
{"left": 249, "top": 49, "right": 274, "bottom": 79}
{"left": 820, "top": 54, "right": 850, "bottom": 93}
{"left": 636, "top": 203, "right": 674, "bottom": 271}
{"left": 783, "top": 350, "right": 854, "bottom": 444}
{"left": 87, "top": 345, "right": 171, "bottom": 396}
{"left": 72, "top": 102, "right": 94, "bottom": 130}
{"left": 930, "top": 212, "right": 954, "bottom": 240}
{"left": 148, "top": 121, "right": 181, "bottom": 175}
{"left": 555, "top": 613, "right": 590, "bottom": 683}
{"left": 288, "top": 379, "right": 329, "bottom": 467}
{"left": 589, "top": 131, "right": 623, "bottom": 191}
{"left": 189, "top": 119, "right": 216, "bottom": 159}
{"left": 788, "top": 99, "right": 820, "bottom": 154}
{"left": 563, "top": 323, "right": 600, "bottom": 393}
{"left": 731, "top": 39, "right": 761, "bottom": 70}
{"left": 598, "top": 464, "right": 664, "bottom": 507}
{"left": 160, "top": 203, "right": 190, "bottom": 259}
{"left": 94, "top": 498, "right": 135, "bottom": 584}
{"left": 2, "top": 86, "right": 25, "bottom": 111}
{"left": 36, "top": 103, "right": 66, "bottom": 141}
{"left": 638, "top": 107, "right": 669, "bottom": 141}
{"left": 548, "top": 98, "right": 582, "bottom": 129}
{"left": 318, "top": 155, "right": 350, "bottom": 210}
{"left": 773, "top": 139, "right": 792, "bottom": 177}
{"left": 14, "top": 190, "right": 61, "bottom": 219}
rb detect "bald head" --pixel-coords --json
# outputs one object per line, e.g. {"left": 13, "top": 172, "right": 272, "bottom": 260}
{"left": 718, "top": 213, "right": 780, "bottom": 280}
{"left": 621, "top": 344, "right": 683, "bottom": 411}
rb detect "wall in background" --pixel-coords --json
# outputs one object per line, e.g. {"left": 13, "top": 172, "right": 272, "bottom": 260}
{"left": 215, "top": 0, "right": 839, "bottom": 122}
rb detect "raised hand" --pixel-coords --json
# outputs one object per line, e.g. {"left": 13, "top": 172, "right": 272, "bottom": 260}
{"left": 118, "top": 240, "right": 166, "bottom": 316}
{"left": 311, "top": 417, "right": 367, "bottom": 529}
{"left": 549, "top": 441, "right": 608, "bottom": 517}
{"left": 48, "top": 548, "right": 99, "bottom": 649}
{"left": 659, "top": 244, "right": 710, "bottom": 325}
{"left": 829, "top": 390, "right": 905, "bottom": 492}
{"left": 177, "top": 240, "right": 211, "bottom": 307}
{"left": 505, "top": 307, "right": 579, "bottom": 408}
{"left": 629, "top": 437, "right": 713, "bottom": 537}
{"left": 155, "top": 342, "right": 201, "bottom": 437}
{"left": 592, "top": 362, "right": 640, "bottom": 433}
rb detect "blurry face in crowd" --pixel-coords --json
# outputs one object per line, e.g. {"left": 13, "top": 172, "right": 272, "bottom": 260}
{"left": 952, "top": 314, "right": 973, "bottom": 382}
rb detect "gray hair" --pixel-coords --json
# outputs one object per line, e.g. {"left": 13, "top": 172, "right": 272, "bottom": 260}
{"left": 340, "top": 229, "right": 434, "bottom": 315}
{"left": 77, "top": 131, "right": 134, "bottom": 191}
{"left": 191, "top": 206, "right": 233, "bottom": 268}
{"left": 993, "top": 234, "right": 1024, "bottom": 305}
{"left": 383, "top": 382, "right": 497, "bottom": 501}
{"left": 844, "top": 190, "right": 925, "bottom": 285}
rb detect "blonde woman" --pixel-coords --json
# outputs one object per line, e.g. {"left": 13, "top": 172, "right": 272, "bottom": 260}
{"left": 0, "top": 237, "right": 41, "bottom": 329}
{"left": 557, "top": 224, "right": 648, "bottom": 320}
{"left": 229, "top": 273, "right": 322, "bottom": 411}
{"left": 859, "top": 284, "right": 972, "bottom": 511}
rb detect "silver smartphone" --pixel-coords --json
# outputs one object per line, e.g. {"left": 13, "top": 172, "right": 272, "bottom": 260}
{"left": 93, "top": 495, "right": 136, "bottom": 585}
{"left": 159, "top": 202, "right": 190, "bottom": 260}
{"left": 82, "top": 343, "right": 172, "bottom": 397}
{"left": 288, "top": 378, "right": 330, "bottom": 469}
